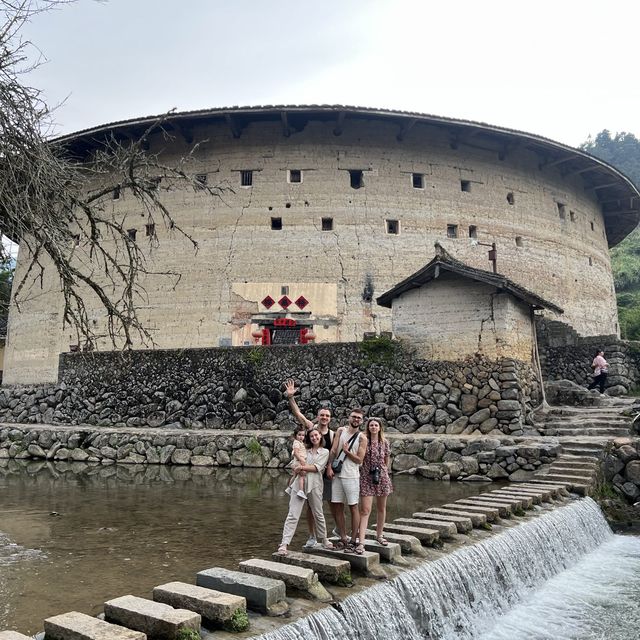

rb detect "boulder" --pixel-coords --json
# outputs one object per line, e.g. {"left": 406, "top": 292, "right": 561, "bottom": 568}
{"left": 392, "top": 454, "right": 424, "bottom": 472}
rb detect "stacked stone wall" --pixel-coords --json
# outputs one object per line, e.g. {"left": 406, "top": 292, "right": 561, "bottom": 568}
{"left": 602, "top": 437, "right": 640, "bottom": 502}
{"left": 0, "top": 425, "right": 560, "bottom": 483}
{"left": 538, "top": 324, "right": 640, "bottom": 395}
{"left": 0, "top": 344, "right": 540, "bottom": 436}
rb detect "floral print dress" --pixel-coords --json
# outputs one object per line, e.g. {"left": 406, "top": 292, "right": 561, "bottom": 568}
{"left": 360, "top": 439, "right": 393, "bottom": 497}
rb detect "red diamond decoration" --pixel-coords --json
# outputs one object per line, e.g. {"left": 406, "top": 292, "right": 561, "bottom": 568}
{"left": 295, "top": 295, "right": 309, "bottom": 310}
{"left": 278, "top": 295, "right": 292, "bottom": 309}
{"left": 261, "top": 295, "right": 275, "bottom": 309}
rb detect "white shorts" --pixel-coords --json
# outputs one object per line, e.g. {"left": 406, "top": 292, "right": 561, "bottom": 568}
{"left": 332, "top": 476, "right": 360, "bottom": 506}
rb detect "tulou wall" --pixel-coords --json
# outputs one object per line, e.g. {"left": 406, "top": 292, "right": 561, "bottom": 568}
{"left": 4, "top": 112, "right": 620, "bottom": 385}
{"left": 0, "top": 343, "right": 540, "bottom": 437}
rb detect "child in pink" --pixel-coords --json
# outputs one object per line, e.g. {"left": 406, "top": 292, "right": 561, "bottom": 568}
{"left": 285, "top": 425, "right": 308, "bottom": 499}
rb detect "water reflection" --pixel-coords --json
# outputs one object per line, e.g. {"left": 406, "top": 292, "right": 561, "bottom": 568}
{"left": 0, "top": 459, "right": 494, "bottom": 635}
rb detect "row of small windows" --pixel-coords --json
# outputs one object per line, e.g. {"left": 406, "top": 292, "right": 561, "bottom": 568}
{"left": 557, "top": 202, "right": 596, "bottom": 230}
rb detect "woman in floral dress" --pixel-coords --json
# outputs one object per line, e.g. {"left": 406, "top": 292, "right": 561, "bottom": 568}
{"left": 355, "top": 417, "right": 393, "bottom": 554}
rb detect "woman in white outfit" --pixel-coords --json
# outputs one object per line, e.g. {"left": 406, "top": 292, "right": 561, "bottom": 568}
{"left": 278, "top": 428, "right": 334, "bottom": 555}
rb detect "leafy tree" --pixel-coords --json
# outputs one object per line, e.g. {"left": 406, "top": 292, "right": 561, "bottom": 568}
{"left": 581, "top": 131, "right": 640, "bottom": 339}
{"left": 0, "top": 1, "right": 224, "bottom": 348}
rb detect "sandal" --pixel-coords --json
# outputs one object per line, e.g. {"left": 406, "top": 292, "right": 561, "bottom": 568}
{"left": 354, "top": 543, "right": 365, "bottom": 555}
{"left": 322, "top": 540, "right": 334, "bottom": 550}
{"left": 333, "top": 539, "right": 348, "bottom": 550}
{"left": 277, "top": 544, "right": 288, "bottom": 555}
{"left": 376, "top": 536, "right": 389, "bottom": 546}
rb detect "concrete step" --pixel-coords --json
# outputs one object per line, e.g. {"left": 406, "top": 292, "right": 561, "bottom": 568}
{"left": 103, "top": 595, "right": 200, "bottom": 640}
{"left": 363, "top": 529, "right": 426, "bottom": 556}
{"left": 270, "top": 550, "right": 351, "bottom": 584}
{"left": 529, "top": 478, "right": 589, "bottom": 496}
{"left": 44, "top": 612, "right": 145, "bottom": 640}
{"left": 427, "top": 507, "right": 487, "bottom": 527}
{"left": 538, "top": 472, "right": 595, "bottom": 484}
{"left": 517, "top": 482, "right": 570, "bottom": 497}
{"left": 412, "top": 512, "right": 473, "bottom": 533}
{"left": 549, "top": 460, "right": 597, "bottom": 470}
{"left": 196, "top": 567, "right": 288, "bottom": 616}
{"left": 549, "top": 428, "right": 629, "bottom": 436}
{"left": 309, "top": 545, "right": 382, "bottom": 576}
{"left": 479, "top": 492, "right": 533, "bottom": 509}
{"left": 357, "top": 538, "right": 403, "bottom": 563}
{"left": 0, "top": 634, "right": 30, "bottom": 640}
{"left": 239, "top": 558, "right": 331, "bottom": 602}
{"left": 382, "top": 522, "right": 441, "bottom": 545}
{"left": 394, "top": 513, "right": 458, "bottom": 540}
{"left": 452, "top": 500, "right": 504, "bottom": 519}
{"left": 152, "top": 582, "right": 245, "bottom": 630}
{"left": 547, "top": 466, "right": 596, "bottom": 477}
{"left": 496, "top": 487, "right": 549, "bottom": 502}
{"left": 392, "top": 517, "right": 457, "bottom": 538}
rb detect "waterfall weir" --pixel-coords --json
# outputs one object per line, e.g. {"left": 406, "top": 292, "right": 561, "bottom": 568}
{"left": 257, "top": 498, "right": 640, "bottom": 640}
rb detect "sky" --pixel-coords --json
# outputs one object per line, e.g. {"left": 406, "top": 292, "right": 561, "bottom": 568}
{"left": 15, "top": 0, "right": 640, "bottom": 148}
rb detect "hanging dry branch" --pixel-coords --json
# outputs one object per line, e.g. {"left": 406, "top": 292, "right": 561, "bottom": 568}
{"left": 0, "top": 1, "right": 228, "bottom": 350}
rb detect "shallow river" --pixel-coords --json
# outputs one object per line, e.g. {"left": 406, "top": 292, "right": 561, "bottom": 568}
{"left": 0, "top": 459, "right": 493, "bottom": 635}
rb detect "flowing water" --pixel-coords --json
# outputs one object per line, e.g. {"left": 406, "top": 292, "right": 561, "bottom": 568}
{"left": 258, "top": 499, "right": 640, "bottom": 640}
{"left": 0, "top": 458, "right": 493, "bottom": 635}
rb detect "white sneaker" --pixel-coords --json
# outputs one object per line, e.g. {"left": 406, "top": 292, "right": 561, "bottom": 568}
{"left": 303, "top": 536, "right": 317, "bottom": 549}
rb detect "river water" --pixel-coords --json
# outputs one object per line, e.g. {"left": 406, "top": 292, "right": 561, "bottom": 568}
{"left": 0, "top": 459, "right": 493, "bottom": 635}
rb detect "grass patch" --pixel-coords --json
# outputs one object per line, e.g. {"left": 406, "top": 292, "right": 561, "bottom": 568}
{"left": 245, "top": 347, "right": 266, "bottom": 367}
{"left": 223, "top": 608, "right": 250, "bottom": 633}
{"left": 246, "top": 437, "right": 262, "bottom": 455}
{"left": 358, "top": 335, "right": 400, "bottom": 366}
{"left": 336, "top": 571, "right": 353, "bottom": 587}
{"left": 176, "top": 629, "right": 200, "bottom": 640}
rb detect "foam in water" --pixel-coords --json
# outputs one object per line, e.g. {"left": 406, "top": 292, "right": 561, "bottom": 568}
{"left": 257, "top": 498, "right": 630, "bottom": 640}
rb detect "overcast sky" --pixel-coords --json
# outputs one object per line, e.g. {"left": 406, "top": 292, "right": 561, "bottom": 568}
{"left": 18, "top": 0, "right": 640, "bottom": 147}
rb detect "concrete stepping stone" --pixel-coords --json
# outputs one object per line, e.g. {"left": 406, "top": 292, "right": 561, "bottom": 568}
{"left": 392, "top": 517, "right": 456, "bottom": 539}
{"left": 239, "top": 559, "right": 331, "bottom": 602}
{"left": 427, "top": 507, "right": 487, "bottom": 527}
{"left": 152, "top": 582, "right": 245, "bottom": 629}
{"left": 104, "top": 595, "right": 200, "bottom": 640}
{"left": 412, "top": 512, "right": 473, "bottom": 533}
{"left": 382, "top": 523, "right": 440, "bottom": 545}
{"left": 44, "top": 612, "right": 146, "bottom": 640}
{"left": 1, "top": 633, "right": 37, "bottom": 640}
{"left": 531, "top": 478, "right": 589, "bottom": 494}
{"left": 487, "top": 492, "right": 534, "bottom": 508}
{"left": 517, "top": 483, "right": 567, "bottom": 498}
{"left": 447, "top": 501, "right": 501, "bottom": 521}
{"left": 363, "top": 529, "right": 427, "bottom": 556}
{"left": 270, "top": 550, "right": 351, "bottom": 584}
{"left": 455, "top": 499, "right": 510, "bottom": 518}
{"left": 468, "top": 494, "right": 527, "bottom": 510}
{"left": 328, "top": 537, "right": 402, "bottom": 563}
{"left": 309, "top": 546, "right": 382, "bottom": 576}
{"left": 495, "top": 488, "right": 545, "bottom": 503}
{"left": 196, "top": 567, "right": 287, "bottom": 616}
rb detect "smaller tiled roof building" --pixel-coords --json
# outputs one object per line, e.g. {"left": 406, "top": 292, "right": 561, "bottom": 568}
{"left": 377, "top": 244, "right": 563, "bottom": 362}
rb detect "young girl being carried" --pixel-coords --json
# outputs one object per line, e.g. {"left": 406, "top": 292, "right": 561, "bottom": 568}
{"left": 285, "top": 425, "right": 308, "bottom": 499}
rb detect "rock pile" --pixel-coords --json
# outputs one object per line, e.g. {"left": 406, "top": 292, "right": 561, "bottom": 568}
{"left": 602, "top": 437, "right": 640, "bottom": 502}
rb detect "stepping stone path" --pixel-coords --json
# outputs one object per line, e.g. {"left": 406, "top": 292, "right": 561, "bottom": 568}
{"left": 270, "top": 550, "right": 351, "bottom": 584}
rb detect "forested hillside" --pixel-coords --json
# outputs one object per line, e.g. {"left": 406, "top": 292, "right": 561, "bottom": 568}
{"left": 580, "top": 131, "right": 640, "bottom": 339}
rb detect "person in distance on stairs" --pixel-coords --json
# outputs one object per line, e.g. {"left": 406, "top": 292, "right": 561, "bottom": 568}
{"left": 587, "top": 348, "right": 609, "bottom": 394}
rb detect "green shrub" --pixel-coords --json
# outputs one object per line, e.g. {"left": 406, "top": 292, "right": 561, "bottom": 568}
{"left": 246, "top": 437, "right": 262, "bottom": 455}
{"left": 336, "top": 571, "right": 353, "bottom": 587}
{"left": 223, "top": 608, "right": 249, "bottom": 633}
{"left": 245, "top": 347, "right": 265, "bottom": 367}
{"left": 176, "top": 628, "right": 200, "bottom": 640}
{"left": 358, "top": 336, "right": 399, "bottom": 366}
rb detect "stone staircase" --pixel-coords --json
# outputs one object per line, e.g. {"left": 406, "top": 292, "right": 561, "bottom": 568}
{"left": 535, "top": 406, "right": 633, "bottom": 438}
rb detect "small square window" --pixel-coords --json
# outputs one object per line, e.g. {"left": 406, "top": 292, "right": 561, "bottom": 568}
{"left": 127, "top": 229, "right": 137, "bottom": 241}
{"left": 570, "top": 210, "right": 575, "bottom": 222}
{"left": 195, "top": 174, "right": 207, "bottom": 190}
{"left": 241, "top": 170, "right": 253, "bottom": 187}
{"left": 322, "top": 217, "right": 334, "bottom": 231}
{"left": 281, "top": 286, "right": 289, "bottom": 295}
{"left": 271, "top": 217, "right": 282, "bottom": 230}
{"left": 145, "top": 223, "right": 155, "bottom": 237}
{"left": 386, "top": 219, "right": 399, "bottom": 235}
{"left": 557, "top": 202, "right": 566, "bottom": 220}
{"left": 468, "top": 225, "right": 477, "bottom": 239}
{"left": 460, "top": 180, "right": 471, "bottom": 192}
{"left": 506, "top": 192, "right": 515, "bottom": 205}
{"left": 412, "top": 173, "right": 424, "bottom": 189}
{"left": 289, "top": 170, "right": 302, "bottom": 183}
{"left": 349, "top": 170, "right": 364, "bottom": 189}
{"left": 515, "top": 236, "right": 523, "bottom": 247}
{"left": 447, "top": 224, "right": 458, "bottom": 239}
{"left": 113, "top": 186, "right": 121, "bottom": 200}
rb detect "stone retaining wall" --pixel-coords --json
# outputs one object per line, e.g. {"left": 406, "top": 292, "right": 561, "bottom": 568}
{"left": 602, "top": 437, "right": 640, "bottom": 502}
{"left": 537, "top": 319, "right": 640, "bottom": 394}
{"left": 0, "top": 344, "right": 540, "bottom": 436}
{"left": 0, "top": 425, "right": 560, "bottom": 483}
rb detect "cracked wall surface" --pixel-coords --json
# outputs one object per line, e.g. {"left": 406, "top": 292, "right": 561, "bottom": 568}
{"left": 391, "top": 273, "right": 534, "bottom": 361}
{"left": 4, "top": 117, "right": 617, "bottom": 384}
